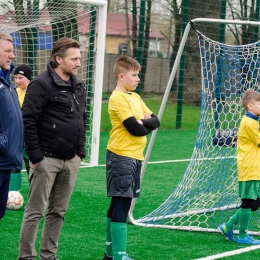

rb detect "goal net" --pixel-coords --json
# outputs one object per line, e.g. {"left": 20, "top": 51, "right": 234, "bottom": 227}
{"left": 129, "top": 18, "right": 260, "bottom": 235}
{"left": 0, "top": 0, "right": 107, "bottom": 166}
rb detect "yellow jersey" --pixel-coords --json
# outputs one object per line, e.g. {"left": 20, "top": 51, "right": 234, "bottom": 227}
{"left": 16, "top": 88, "right": 26, "bottom": 107}
{"left": 107, "top": 90, "right": 152, "bottom": 160}
{"left": 237, "top": 115, "right": 260, "bottom": 181}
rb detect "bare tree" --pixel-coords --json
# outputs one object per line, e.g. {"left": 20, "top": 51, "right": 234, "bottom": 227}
{"left": 131, "top": 0, "right": 139, "bottom": 57}
{"left": 227, "top": 0, "right": 258, "bottom": 44}
{"left": 140, "top": 0, "right": 152, "bottom": 87}
{"left": 106, "top": 0, "right": 138, "bottom": 56}
{"left": 124, "top": 0, "right": 131, "bottom": 53}
{"left": 165, "top": 0, "right": 182, "bottom": 92}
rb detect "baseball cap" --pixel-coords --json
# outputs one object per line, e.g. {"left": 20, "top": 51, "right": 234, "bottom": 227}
{"left": 14, "top": 64, "right": 32, "bottom": 80}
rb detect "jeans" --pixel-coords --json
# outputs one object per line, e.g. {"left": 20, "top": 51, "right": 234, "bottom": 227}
{"left": 0, "top": 171, "right": 11, "bottom": 219}
{"left": 18, "top": 155, "right": 81, "bottom": 260}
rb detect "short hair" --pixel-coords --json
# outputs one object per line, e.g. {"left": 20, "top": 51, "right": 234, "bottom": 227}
{"left": 51, "top": 37, "right": 80, "bottom": 68}
{"left": 113, "top": 55, "right": 141, "bottom": 79}
{"left": 0, "top": 33, "right": 13, "bottom": 43}
{"left": 241, "top": 89, "right": 260, "bottom": 110}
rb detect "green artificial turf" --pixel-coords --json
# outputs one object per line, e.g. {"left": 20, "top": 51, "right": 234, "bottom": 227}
{"left": 1, "top": 130, "right": 260, "bottom": 260}
{"left": 2, "top": 96, "right": 258, "bottom": 259}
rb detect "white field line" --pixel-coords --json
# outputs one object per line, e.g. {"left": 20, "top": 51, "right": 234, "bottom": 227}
{"left": 194, "top": 245, "right": 260, "bottom": 260}
{"left": 20, "top": 156, "right": 235, "bottom": 171}
{"left": 78, "top": 155, "right": 235, "bottom": 168}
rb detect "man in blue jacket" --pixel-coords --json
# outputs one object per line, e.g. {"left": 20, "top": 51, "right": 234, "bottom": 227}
{"left": 0, "top": 32, "right": 24, "bottom": 219}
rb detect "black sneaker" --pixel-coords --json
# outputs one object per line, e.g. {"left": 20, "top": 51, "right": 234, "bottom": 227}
{"left": 103, "top": 253, "right": 113, "bottom": 260}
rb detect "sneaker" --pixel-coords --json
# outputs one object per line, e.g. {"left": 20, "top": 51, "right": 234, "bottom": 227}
{"left": 218, "top": 223, "right": 234, "bottom": 242}
{"left": 237, "top": 234, "right": 260, "bottom": 245}
{"left": 102, "top": 253, "right": 113, "bottom": 260}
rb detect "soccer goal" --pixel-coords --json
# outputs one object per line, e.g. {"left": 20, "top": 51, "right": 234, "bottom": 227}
{"left": 0, "top": 0, "right": 107, "bottom": 166}
{"left": 129, "top": 18, "right": 260, "bottom": 236}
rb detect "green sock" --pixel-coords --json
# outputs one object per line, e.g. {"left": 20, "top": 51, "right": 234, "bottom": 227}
{"left": 9, "top": 172, "right": 22, "bottom": 191}
{"left": 226, "top": 209, "right": 240, "bottom": 230}
{"left": 105, "top": 218, "right": 113, "bottom": 257}
{"left": 238, "top": 208, "right": 251, "bottom": 238}
{"left": 110, "top": 222, "right": 127, "bottom": 260}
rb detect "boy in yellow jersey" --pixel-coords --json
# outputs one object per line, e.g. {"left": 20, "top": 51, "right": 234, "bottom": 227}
{"left": 218, "top": 89, "right": 260, "bottom": 245}
{"left": 103, "top": 56, "right": 160, "bottom": 260}
{"left": 9, "top": 64, "right": 32, "bottom": 191}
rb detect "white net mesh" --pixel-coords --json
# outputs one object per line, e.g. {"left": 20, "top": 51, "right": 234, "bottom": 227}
{"left": 0, "top": 0, "right": 106, "bottom": 165}
{"left": 133, "top": 30, "right": 260, "bottom": 235}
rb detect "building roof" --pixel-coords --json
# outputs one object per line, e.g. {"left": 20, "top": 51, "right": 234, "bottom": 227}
{"left": 106, "top": 13, "right": 164, "bottom": 39}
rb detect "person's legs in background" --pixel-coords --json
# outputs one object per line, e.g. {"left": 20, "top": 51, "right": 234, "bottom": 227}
{"left": 0, "top": 171, "right": 11, "bottom": 219}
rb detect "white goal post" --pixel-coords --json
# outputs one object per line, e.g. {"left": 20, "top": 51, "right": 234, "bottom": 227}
{"left": 129, "top": 18, "right": 260, "bottom": 235}
{"left": 0, "top": 0, "right": 107, "bottom": 166}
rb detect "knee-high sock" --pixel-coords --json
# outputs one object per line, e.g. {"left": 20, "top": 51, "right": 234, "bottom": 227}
{"left": 9, "top": 172, "right": 22, "bottom": 191}
{"left": 105, "top": 218, "right": 113, "bottom": 257}
{"left": 238, "top": 208, "right": 251, "bottom": 238}
{"left": 226, "top": 209, "right": 240, "bottom": 230}
{"left": 111, "top": 222, "right": 127, "bottom": 260}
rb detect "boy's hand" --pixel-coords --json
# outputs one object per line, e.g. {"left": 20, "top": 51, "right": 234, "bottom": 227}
{"left": 144, "top": 113, "right": 152, "bottom": 119}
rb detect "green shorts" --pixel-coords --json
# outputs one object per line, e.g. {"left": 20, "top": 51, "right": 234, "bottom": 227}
{"left": 239, "top": 180, "right": 260, "bottom": 200}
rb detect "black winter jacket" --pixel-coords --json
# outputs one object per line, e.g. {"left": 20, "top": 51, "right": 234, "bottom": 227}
{"left": 22, "top": 62, "right": 86, "bottom": 164}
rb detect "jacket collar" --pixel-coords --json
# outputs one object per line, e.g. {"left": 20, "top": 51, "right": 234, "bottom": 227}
{"left": 0, "top": 64, "right": 14, "bottom": 82}
{"left": 245, "top": 111, "right": 259, "bottom": 121}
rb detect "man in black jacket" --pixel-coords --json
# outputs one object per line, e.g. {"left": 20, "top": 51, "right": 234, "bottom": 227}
{"left": 18, "top": 37, "right": 86, "bottom": 260}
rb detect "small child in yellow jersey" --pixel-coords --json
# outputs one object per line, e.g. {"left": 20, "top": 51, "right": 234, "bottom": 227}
{"left": 9, "top": 64, "right": 32, "bottom": 191}
{"left": 15, "top": 64, "right": 32, "bottom": 176}
{"left": 103, "top": 56, "right": 160, "bottom": 260}
{"left": 218, "top": 89, "right": 260, "bottom": 245}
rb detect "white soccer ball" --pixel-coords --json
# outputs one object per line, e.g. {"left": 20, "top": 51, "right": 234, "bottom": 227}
{"left": 7, "top": 191, "right": 24, "bottom": 210}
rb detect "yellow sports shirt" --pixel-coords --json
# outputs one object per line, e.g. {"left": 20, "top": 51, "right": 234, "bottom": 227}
{"left": 16, "top": 88, "right": 26, "bottom": 107}
{"left": 237, "top": 115, "right": 260, "bottom": 181}
{"left": 107, "top": 90, "right": 152, "bottom": 160}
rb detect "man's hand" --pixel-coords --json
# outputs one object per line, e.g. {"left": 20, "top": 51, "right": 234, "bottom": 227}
{"left": 33, "top": 162, "right": 40, "bottom": 168}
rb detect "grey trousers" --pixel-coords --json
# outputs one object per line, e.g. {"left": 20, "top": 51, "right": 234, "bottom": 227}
{"left": 18, "top": 155, "right": 81, "bottom": 260}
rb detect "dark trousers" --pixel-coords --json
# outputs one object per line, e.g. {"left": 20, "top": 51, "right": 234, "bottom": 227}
{"left": 0, "top": 171, "right": 11, "bottom": 219}
{"left": 24, "top": 157, "right": 30, "bottom": 175}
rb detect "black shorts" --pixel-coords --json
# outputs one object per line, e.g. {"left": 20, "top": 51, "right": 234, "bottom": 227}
{"left": 106, "top": 150, "right": 141, "bottom": 198}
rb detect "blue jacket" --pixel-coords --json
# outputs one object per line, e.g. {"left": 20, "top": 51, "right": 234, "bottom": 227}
{"left": 0, "top": 65, "right": 24, "bottom": 172}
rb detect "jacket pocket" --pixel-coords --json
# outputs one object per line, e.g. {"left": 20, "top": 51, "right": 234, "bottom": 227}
{"left": 111, "top": 155, "right": 136, "bottom": 193}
